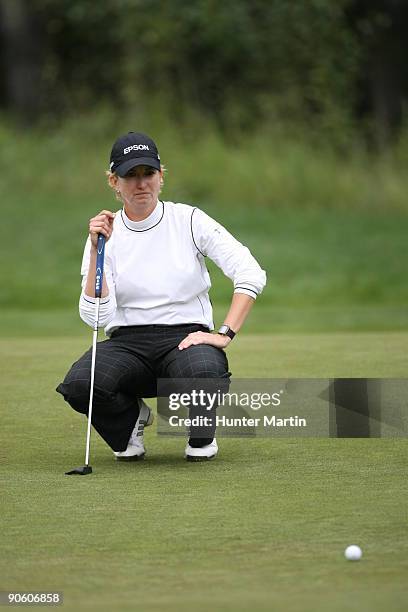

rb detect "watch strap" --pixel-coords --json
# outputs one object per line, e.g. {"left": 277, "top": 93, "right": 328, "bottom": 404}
{"left": 218, "top": 325, "right": 236, "bottom": 340}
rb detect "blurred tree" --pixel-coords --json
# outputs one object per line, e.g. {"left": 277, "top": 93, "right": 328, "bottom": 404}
{"left": 347, "top": 0, "right": 408, "bottom": 147}
{"left": 0, "top": 0, "right": 407, "bottom": 145}
{"left": 32, "top": 0, "right": 121, "bottom": 112}
{"left": 0, "top": 0, "right": 45, "bottom": 119}
{"left": 117, "top": 0, "right": 360, "bottom": 136}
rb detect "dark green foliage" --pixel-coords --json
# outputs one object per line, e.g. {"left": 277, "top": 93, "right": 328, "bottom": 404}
{"left": 2, "top": 0, "right": 406, "bottom": 144}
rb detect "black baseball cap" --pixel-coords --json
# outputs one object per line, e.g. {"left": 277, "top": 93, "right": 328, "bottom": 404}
{"left": 109, "top": 132, "right": 161, "bottom": 177}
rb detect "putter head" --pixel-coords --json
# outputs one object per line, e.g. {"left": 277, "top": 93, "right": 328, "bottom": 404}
{"left": 65, "top": 466, "right": 93, "bottom": 476}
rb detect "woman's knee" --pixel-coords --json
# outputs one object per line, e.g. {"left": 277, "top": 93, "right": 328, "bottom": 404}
{"left": 172, "top": 344, "right": 230, "bottom": 378}
{"left": 56, "top": 356, "right": 113, "bottom": 411}
{"left": 56, "top": 362, "right": 91, "bottom": 412}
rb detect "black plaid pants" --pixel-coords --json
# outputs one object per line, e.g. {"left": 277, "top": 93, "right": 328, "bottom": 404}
{"left": 56, "top": 324, "right": 231, "bottom": 451}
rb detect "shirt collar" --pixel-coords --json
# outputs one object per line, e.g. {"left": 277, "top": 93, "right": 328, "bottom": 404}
{"left": 120, "top": 200, "right": 164, "bottom": 232}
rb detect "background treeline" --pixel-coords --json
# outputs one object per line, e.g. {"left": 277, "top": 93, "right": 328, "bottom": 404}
{"left": 1, "top": 0, "right": 408, "bottom": 148}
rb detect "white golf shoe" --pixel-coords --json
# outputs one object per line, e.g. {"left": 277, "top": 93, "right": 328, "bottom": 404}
{"left": 185, "top": 439, "right": 218, "bottom": 462}
{"left": 114, "top": 400, "right": 154, "bottom": 461}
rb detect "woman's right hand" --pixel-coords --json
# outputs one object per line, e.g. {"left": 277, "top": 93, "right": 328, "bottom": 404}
{"left": 89, "top": 210, "right": 116, "bottom": 247}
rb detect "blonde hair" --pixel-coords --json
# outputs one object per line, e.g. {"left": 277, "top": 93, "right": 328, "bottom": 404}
{"left": 106, "top": 165, "right": 166, "bottom": 201}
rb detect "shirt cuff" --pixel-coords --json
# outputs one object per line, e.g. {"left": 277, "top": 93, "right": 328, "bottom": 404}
{"left": 81, "top": 293, "right": 111, "bottom": 305}
{"left": 234, "top": 286, "right": 258, "bottom": 299}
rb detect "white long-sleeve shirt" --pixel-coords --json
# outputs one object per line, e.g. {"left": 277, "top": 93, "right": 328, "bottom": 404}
{"left": 79, "top": 200, "right": 267, "bottom": 336}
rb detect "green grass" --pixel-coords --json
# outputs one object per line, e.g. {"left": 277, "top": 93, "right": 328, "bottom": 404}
{"left": 1, "top": 334, "right": 407, "bottom": 611}
{"left": 1, "top": 112, "right": 408, "bottom": 323}
{"left": 1, "top": 110, "right": 407, "bottom": 609}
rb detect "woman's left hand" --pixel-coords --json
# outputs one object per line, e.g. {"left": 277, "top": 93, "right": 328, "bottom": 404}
{"left": 178, "top": 331, "right": 231, "bottom": 351}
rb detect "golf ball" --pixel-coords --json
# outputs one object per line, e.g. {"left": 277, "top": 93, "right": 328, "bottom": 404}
{"left": 344, "top": 545, "right": 362, "bottom": 561}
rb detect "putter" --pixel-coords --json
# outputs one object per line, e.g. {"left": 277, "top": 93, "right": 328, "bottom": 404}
{"left": 66, "top": 233, "right": 106, "bottom": 475}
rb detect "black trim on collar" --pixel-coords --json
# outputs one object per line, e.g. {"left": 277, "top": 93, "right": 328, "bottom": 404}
{"left": 191, "top": 207, "right": 205, "bottom": 256}
{"left": 120, "top": 200, "right": 165, "bottom": 232}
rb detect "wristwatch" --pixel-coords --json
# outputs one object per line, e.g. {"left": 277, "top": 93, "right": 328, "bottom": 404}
{"left": 218, "top": 324, "right": 236, "bottom": 340}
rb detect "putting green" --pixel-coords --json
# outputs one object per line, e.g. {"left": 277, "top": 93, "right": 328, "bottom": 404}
{"left": 1, "top": 335, "right": 407, "bottom": 612}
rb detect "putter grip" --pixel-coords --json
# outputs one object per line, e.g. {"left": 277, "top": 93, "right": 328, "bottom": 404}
{"left": 95, "top": 234, "right": 106, "bottom": 298}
